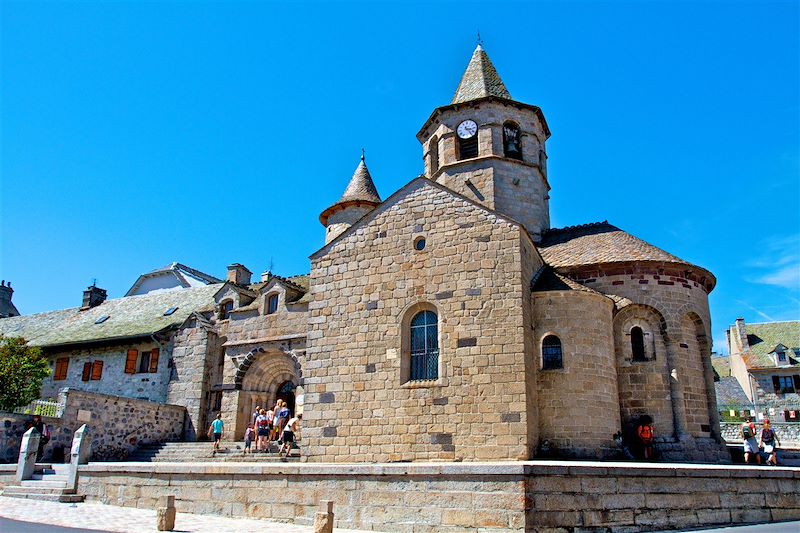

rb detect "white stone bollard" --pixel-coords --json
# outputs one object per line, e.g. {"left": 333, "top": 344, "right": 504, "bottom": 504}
{"left": 15, "top": 428, "right": 40, "bottom": 482}
{"left": 67, "top": 424, "right": 89, "bottom": 492}
{"left": 156, "top": 495, "right": 176, "bottom": 531}
{"left": 313, "top": 500, "right": 334, "bottom": 533}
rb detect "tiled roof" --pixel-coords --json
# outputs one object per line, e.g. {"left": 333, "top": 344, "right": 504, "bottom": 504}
{"left": 539, "top": 221, "right": 696, "bottom": 269}
{"left": 0, "top": 284, "right": 222, "bottom": 348}
{"left": 715, "top": 376, "right": 751, "bottom": 409}
{"left": 742, "top": 321, "right": 800, "bottom": 369}
{"left": 319, "top": 157, "right": 382, "bottom": 225}
{"left": 712, "top": 355, "right": 731, "bottom": 378}
{"left": 451, "top": 45, "right": 511, "bottom": 104}
{"left": 531, "top": 267, "right": 601, "bottom": 295}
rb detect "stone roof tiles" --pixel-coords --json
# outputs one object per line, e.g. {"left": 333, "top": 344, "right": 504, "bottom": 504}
{"left": 741, "top": 321, "right": 800, "bottom": 369}
{"left": 531, "top": 267, "right": 602, "bottom": 295}
{"left": 538, "top": 221, "right": 696, "bottom": 269}
{"left": 0, "top": 284, "right": 221, "bottom": 348}
{"left": 319, "top": 156, "right": 382, "bottom": 225}
{"left": 451, "top": 45, "right": 511, "bottom": 104}
{"left": 715, "top": 376, "right": 751, "bottom": 409}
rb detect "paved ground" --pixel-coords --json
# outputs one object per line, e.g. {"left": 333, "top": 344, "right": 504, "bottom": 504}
{"left": 0, "top": 496, "right": 367, "bottom": 533}
{"left": 688, "top": 522, "right": 800, "bottom": 532}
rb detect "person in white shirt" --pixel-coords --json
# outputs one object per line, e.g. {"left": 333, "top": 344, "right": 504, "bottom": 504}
{"left": 278, "top": 414, "right": 301, "bottom": 459}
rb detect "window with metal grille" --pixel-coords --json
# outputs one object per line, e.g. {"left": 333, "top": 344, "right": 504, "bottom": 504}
{"left": 542, "top": 335, "right": 563, "bottom": 370}
{"left": 458, "top": 136, "right": 478, "bottom": 160}
{"left": 503, "top": 123, "right": 522, "bottom": 160}
{"left": 410, "top": 310, "right": 438, "bottom": 381}
{"left": 267, "top": 294, "right": 279, "bottom": 315}
{"left": 631, "top": 326, "right": 647, "bottom": 361}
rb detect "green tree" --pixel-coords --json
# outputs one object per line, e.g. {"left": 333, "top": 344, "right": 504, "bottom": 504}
{"left": 0, "top": 336, "right": 50, "bottom": 412}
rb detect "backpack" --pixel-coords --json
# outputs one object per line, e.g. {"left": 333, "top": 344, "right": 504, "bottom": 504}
{"left": 742, "top": 424, "right": 753, "bottom": 439}
{"left": 257, "top": 417, "right": 268, "bottom": 428}
{"left": 639, "top": 425, "right": 653, "bottom": 440}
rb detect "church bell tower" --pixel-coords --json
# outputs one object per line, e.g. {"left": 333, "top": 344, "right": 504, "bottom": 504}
{"left": 416, "top": 44, "right": 551, "bottom": 241}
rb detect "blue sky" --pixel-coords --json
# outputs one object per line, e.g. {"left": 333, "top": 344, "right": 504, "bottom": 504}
{"left": 1, "top": 1, "right": 798, "bottom": 353}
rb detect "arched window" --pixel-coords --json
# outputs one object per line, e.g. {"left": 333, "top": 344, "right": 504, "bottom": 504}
{"left": 631, "top": 326, "right": 646, "bottom": 361}
{"left": 267, "top": 294, "right": 279, "bottom": 315}
{"left": 429, "top": 136, "right": 439, "bottom": 174}
{"left": 542, "top": 335, "right": 563, "bottom": 370}
{"left": 410, "top": 310, "right": 438, "bottom": 381}
{"left": 219, "top": 300, "right": 233, "bottom": 320}
{"left": 503, "top": 122, "right": 522, "bottom": 160}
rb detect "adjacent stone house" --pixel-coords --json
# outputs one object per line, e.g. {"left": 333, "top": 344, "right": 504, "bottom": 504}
{"left": 1, "top": 44, "right": 728, "bottom": 462}
{"left": 727, "top": 318, "right": 800, "bottom": 421}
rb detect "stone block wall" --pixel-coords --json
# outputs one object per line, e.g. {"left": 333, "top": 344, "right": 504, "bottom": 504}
{"left": 721, "top": 422, "right": 800, "bottom": 447}
{"left": 305, "top": 180, "right": 540, "bottom": 462}
{"left": 40, "top": 340, "right": 173, "bottom": 404}
{"left": 533, "top": 290, "right": 620, "bottom": 458}
{"left": 167, "top": 319, "right": 215, "bottom": 440}
{"left": 0, "top": 389, "right": 185, "bottom": 462}
{"left": 1, "top": 461, "right": 795, "bottom": 532}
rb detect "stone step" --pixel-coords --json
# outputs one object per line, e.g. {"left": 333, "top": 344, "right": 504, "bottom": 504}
{"left": 2, "top": 488, "right": 84, "bottom": 503}
{"left": 4, "top": 484, "right": 75, "bottom": 495}
{"left": 31, "top": 474, "right": 68, "bottom": 482}
{"left": 20, "top": 479, "right": 69, "bottom": 489}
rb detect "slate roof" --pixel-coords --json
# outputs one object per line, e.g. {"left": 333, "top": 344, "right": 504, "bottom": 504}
{"left": 451, "top": 45, "right": 511, "bottom": 104}
{"left": 319, "top": 156, "right": 382, "bottom": 225}
{"left": 742, "top": 321, "right": 800, "bottom": 369}
{"left": 715, "top": 376, "right": 751, "bottom": 409}
{"left": 0, "top": 284, "right": 222, "bottom": 348}
{"left": 538, "top": 221, "right": 703, "bottom": 271}
{"left": 531, "top": 267, "right": 601, "bottom": 295}
{"left": 712, "top": 355, "right": 731, "bottom": 379}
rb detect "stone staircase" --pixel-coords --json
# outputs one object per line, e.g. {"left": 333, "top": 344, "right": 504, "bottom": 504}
{"left": 129, "top": 441, "right": 301, "bottom": 462}
{"left": 2, "top": 463, "right": 84, "bottom": 503}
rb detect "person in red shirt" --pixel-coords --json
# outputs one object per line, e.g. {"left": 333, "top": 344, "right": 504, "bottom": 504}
{"left": 637, "top": 415, "right": 655, "bottom": 460}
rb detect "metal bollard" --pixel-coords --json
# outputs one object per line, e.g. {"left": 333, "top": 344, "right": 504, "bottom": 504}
{"left": 313, "top": 500, "right": 334, "bottom": 533}
{"left": 156, "top": 495, "right": 176, "bottom": 531}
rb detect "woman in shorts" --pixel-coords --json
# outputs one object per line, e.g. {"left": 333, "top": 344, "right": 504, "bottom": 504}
{"left": 759, "top": 419, "right": 781, "bottom": 466}
{"left": 255, "top": 409, "right": 270, "bottom": 452}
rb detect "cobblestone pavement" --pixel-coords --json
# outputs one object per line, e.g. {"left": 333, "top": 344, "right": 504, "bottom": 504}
{"left": 0, "top": 496, "right": 367, "bottom": 533}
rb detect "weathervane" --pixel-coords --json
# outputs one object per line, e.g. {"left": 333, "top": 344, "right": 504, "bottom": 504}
{"left": 477, "top": 32, "right": 483, "bottom": 46}
{"left": 361, "top": 147, "right": 365, "bottom": 161}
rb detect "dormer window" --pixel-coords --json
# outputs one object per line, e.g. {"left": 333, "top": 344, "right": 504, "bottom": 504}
{"left": 219, "top": 300, "right": 233, "bottom": 320}
{"left": 777, "top": 351, "right": 787, "bottom": 364}
{"left": 503, "top": 122, "right": 522, "bottom": 160}
{"left": 267, "top": 294, "right": 279, "bottom": 315}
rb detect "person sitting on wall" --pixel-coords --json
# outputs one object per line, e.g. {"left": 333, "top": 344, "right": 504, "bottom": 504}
{"left": 741, "top": 417, "right": 760, "bottom": 465}
{"left": 636, "top": 415, "right": 655, "bottom": 461}
{"left": 759, "top": 419, "right": 781, "bottom": 466}
{"left": 208, "top": 413, "right": 224, "bottom": 453}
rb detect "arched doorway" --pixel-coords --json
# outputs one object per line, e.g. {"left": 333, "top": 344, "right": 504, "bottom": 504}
{"left": 236, "top": 350, "right": 299, "bottom": 438}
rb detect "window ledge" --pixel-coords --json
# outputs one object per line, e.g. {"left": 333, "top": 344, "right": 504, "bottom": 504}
{"left": 401, "top": 379, "right": 445, "bottom": 389}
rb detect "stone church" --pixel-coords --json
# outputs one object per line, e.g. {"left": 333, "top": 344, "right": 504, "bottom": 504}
{"left": 1, "top": 45, "right": 726, "bottom": 463}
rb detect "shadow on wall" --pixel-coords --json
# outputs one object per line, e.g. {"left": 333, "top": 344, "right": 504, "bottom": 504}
{"left": 0, "top": 388, "right": 186, "bottom": 463}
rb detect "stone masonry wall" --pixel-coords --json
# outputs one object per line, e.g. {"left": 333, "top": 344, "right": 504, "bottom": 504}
{"left": 0, "top": 388, "right": 185, "bottom": 463}
{"left": 167, "top": 319, "right": 214, "bottom": 440}
{"left": 0, "top": 462, "right": 795, "bottom": 532}
{"left": 40, "top": 339, "right": 173, "bottom": 404}
{"left": 533, "top": 290, "right": 620, "bottom": 458}
{"left": 305, "top": 180, "right": 540, "bottom": 462}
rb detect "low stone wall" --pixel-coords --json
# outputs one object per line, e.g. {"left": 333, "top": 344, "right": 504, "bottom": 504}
{"left": 0, "top": 388, "right": 186, "bottom": 463}
{"left": 721, "top": 422, "right": 800, "bottom": 446}
{"left": 1, "top": 461, "right": 796, "bottom": 532}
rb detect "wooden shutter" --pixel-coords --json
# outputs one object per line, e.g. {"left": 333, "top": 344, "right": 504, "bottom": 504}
{"left": 149, "top": 348, "right": 159, "bottom": 373}
{"left": 125, "top": 350, "right": 138, "bottom": 374}
{"left": 772, "top": 376, "right": 781, "bottom": 393}
{"left": 54, "top": 358, "right": 69, "bottom": 380}
{"left": 81, "top": 362, "right": 91, "bottom": 382}
{"left": 91, "top": 360, "right": 104, "bottom": 380}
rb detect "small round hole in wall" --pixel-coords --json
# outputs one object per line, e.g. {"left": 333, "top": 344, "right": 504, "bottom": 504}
{"left": 414, "top": 236, "right": 426, "bottom": 251}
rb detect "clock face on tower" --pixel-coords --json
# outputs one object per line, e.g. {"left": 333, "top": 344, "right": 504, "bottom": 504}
{"left": 456, "top": 120, "right": 478, "bottom": 139}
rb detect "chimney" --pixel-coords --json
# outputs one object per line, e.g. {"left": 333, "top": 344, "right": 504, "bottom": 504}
{"left": 226, "top": 264, "right": 252, "bottom": 286}
{"left": 261, "top": 270, "right": 271, "bottom": 282}
{"left": 734, "top": 318, "right": 749, "bottom": 353}
{"left": 0, "top": 280, "right": 20, "bottom": 318}
{"left": 82, "top": 284, "right": 107, "bottom": 310}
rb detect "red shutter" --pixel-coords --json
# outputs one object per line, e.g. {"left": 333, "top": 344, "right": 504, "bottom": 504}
{"left": 81, "top": 362, "right": 91, "bottom": 382}
{"left": 772, "top": 376, "right": 781, "bottom": 393}
{"left": 91, "top": 360, "right": 104, "bottom": 380}
{"left": 125, "top": 350, "right": 138, "bottom": 374}
{"left": 149, "top": 348, "right": 159, "bottom": 373}
{"left": 54, "top": 358, "right": 69, "bottom": 381}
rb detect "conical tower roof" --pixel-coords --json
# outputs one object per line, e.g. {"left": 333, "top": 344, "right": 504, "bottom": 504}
{"left": 319, "top": 155, "right": 382, "bottom": 225}
{"left": 451, "top": 44, "right": 511, "bottom": 104}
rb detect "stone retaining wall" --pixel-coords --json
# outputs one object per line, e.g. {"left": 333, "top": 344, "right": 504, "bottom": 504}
{"left": 0, "top": 388, "right": 186, "bottom": 463}
{"left": 1, "top": 461, "right": 796, "bottom": 532}
{"left": 721, "top": 422, "right": 800, "bottom": 446}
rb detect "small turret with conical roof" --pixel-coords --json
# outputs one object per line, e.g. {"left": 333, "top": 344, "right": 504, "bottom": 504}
{"left": 320, "top": 154, "right": 382, "bottom": 244}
